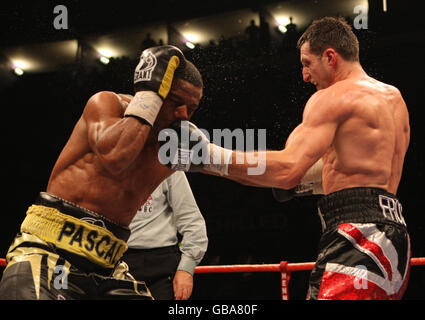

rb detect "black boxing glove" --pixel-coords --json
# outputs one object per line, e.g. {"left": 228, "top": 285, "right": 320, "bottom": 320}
{"left": 272, "top": 181, "right": 323, "bottom": 202}
{"left": 273, "top": 159, "right": 324, "bottom": 202}
{"left": 133, "top": 45, "right": 186, "bottom": 97}
{"left": 125, "top": 45, "right": 186, "bottom": 126}
{"left": 158, "top": 121, "right": 232, "bottom": 175}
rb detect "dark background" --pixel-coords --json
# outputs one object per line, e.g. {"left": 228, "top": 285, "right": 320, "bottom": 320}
{"left": 0, "top": 0, "right": 424, "bottom": 300}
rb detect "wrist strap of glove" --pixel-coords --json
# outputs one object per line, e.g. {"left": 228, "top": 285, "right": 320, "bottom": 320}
{"left": 124, "top": 91, "right": 162, "bottom": 126}
{"left": 203, "top": 144, "right": 232, "bottom": 176}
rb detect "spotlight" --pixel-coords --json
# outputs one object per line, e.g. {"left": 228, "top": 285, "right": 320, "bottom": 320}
{"left": 278, "top": 24, "right": 287, "bottom": 34}
{"left": 99, "top": 49, "right": 113, "bottom": 57}
{"left": 185, "top": 41, "right": 195, "bottom": 49}
{"left": 11, "top": 59, "right": 29, "bottom": 76}
{"left": 99, "top": 56, "right": 110, "bottom": 64}
{"left": 275, "top": 17, "right": 290, "bottom": 34}
{"left": 98, "top": 48, "right": 113, "bottom": 64}
{"left": 183, "top": 32, "right": 199, "bottom": 49}
{"left": 14, "top": 67, "right": 24, "bottom": 76}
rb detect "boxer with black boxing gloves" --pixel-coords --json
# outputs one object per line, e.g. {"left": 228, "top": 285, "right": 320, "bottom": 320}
{"left": 158, "top": 120, "right": 232, "bottom": 176}
{"left": 0, "top": 45, "right": 203, "bottom": 300}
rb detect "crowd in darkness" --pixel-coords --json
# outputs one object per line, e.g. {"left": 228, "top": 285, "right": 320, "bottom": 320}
{"left": 1, "top": 14, "right": 425, "bottom": 299}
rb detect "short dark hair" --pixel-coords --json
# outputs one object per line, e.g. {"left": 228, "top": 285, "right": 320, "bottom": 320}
{"left": 297, "top": 17, "right": 359, "bottom": 61}
{"left": 175, "top": 60, "right": 203, "bottom": 88}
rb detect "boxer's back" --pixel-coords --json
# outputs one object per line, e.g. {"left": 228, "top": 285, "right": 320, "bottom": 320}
{"left": 322, "top": 77, "right": 410, "bottom": 194}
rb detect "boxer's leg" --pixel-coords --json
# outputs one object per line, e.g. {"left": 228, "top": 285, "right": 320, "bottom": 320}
{"left": 0, "top": 233, "right": 95, "bottom": 300}
{"left": 96, "top": 261, "right": 154, "bottom": 300}
{"left": 308, "top": 222, "right": 410, "bottom": 300}
{"left": 0, "top": 237, "right": 73, "bottom": 299}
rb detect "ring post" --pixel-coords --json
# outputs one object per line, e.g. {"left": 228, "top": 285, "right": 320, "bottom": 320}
{"left": 280, "top": 261, "right": 290, "bottom": 300}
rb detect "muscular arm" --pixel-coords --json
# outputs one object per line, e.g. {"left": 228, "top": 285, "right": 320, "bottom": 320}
{"left": 223, "top": 90, "right": 347, "bottom": 189}
{"left": 83, "top": 91, "right": 152, "bottom": 175}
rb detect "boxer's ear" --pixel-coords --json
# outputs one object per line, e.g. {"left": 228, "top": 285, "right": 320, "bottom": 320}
{"left": 322, "top": 48, "right": 337, "bottom": 67}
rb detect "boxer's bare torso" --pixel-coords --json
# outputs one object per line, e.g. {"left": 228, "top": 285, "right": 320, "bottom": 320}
{"left": 47, "top": 79, "right": 202, "bottom": 226}
{"left": 303, "top": 75, "right": 410, "bottom": 195}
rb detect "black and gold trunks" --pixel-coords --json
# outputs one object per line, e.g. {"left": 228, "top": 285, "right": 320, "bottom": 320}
{"left": 20, "top": 192, "right": 130, "bottom": 270}
{"left": 0, "top": 192, "right": 153, "bottom": 300}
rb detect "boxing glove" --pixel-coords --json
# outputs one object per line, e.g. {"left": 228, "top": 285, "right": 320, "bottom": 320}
{"left": 125, "top": 45, "right": 186, "bottom": 126}
{"left": 272, "top": 181, "right": 323, "bottom": 202}
{"left": 158, "top": 121, "right": 232, "bottom": 175}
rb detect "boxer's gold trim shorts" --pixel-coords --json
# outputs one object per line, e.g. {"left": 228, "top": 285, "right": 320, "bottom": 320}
{"left": 0, "top": 193, "right": 153, "bottom": 300}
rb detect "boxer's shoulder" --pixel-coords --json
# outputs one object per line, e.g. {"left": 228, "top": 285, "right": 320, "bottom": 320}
{"left": 83, "top": 91, "right": 125, "bottom": 120}
{"left": 303, "top": 87, "right": 350, "bottom": 122}
{"left": 87, "top": 91, "right": 122, "bottom": 105}
{"left": 339, "top": 77, "right": 400, "bottom": 101}
{"left": 321, "top": 78, "right": 389, "bottom": 110}
{"left": 340, "top": 78, "right": 405, "bottom": 114}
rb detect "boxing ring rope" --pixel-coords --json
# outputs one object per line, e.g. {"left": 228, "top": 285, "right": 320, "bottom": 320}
{"left": 194, "top": 257, "right": 425, "bottom": 300}
{"left": 1, "top": 257, "right": 424, "bottom": 299}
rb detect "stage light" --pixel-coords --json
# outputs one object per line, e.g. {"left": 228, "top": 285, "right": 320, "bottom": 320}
{"left": 185, "top": 41, "right": 195, "bottom": 49}
{"left": 12, "top": 59, "right": 29, "bottom": 70}
{"left": 274, "top": 16, "right": 290, "bottom": 34}
{"left": 99, "top": 56, "right": 110, "bottom": 64}
{"left": 99, "top": 49, "right": 113, "bottom": 58}
{"left": 278, "top": 24, "right": 287, "bottom": 34}
{"left": 182, "top": 32, "right": 200, "bottom": 49}
{"left": 11, "top": 59, "right": 30, "bottom": 76}
{"left": 183, "top": 33, "right": 199, "bottom": 43}
{"left": 98, "top": 48, "right": 113, "bottom": 64}
{"left": 14, "top": 67, "right": 24, "bottom": 76}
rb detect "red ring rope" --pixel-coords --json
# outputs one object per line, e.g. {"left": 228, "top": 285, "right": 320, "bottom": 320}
{"left": 193, "top": 257, "right": 425, "bottom": 300}
{"left": 194, "top": 257, "right": 425, "bottom": 273}
{"left": 0, "top": 257, "right": 424, "bottom": 269}
{"left": 1, "top": 257, "right": 424, "bottom": 299}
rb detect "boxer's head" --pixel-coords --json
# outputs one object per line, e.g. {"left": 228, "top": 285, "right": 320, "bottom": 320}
{"left": 155, "top": 60, "right": 203, "bottom": 131}
{"left": 297, "top": 17, "right": 359, "bottom": 90}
